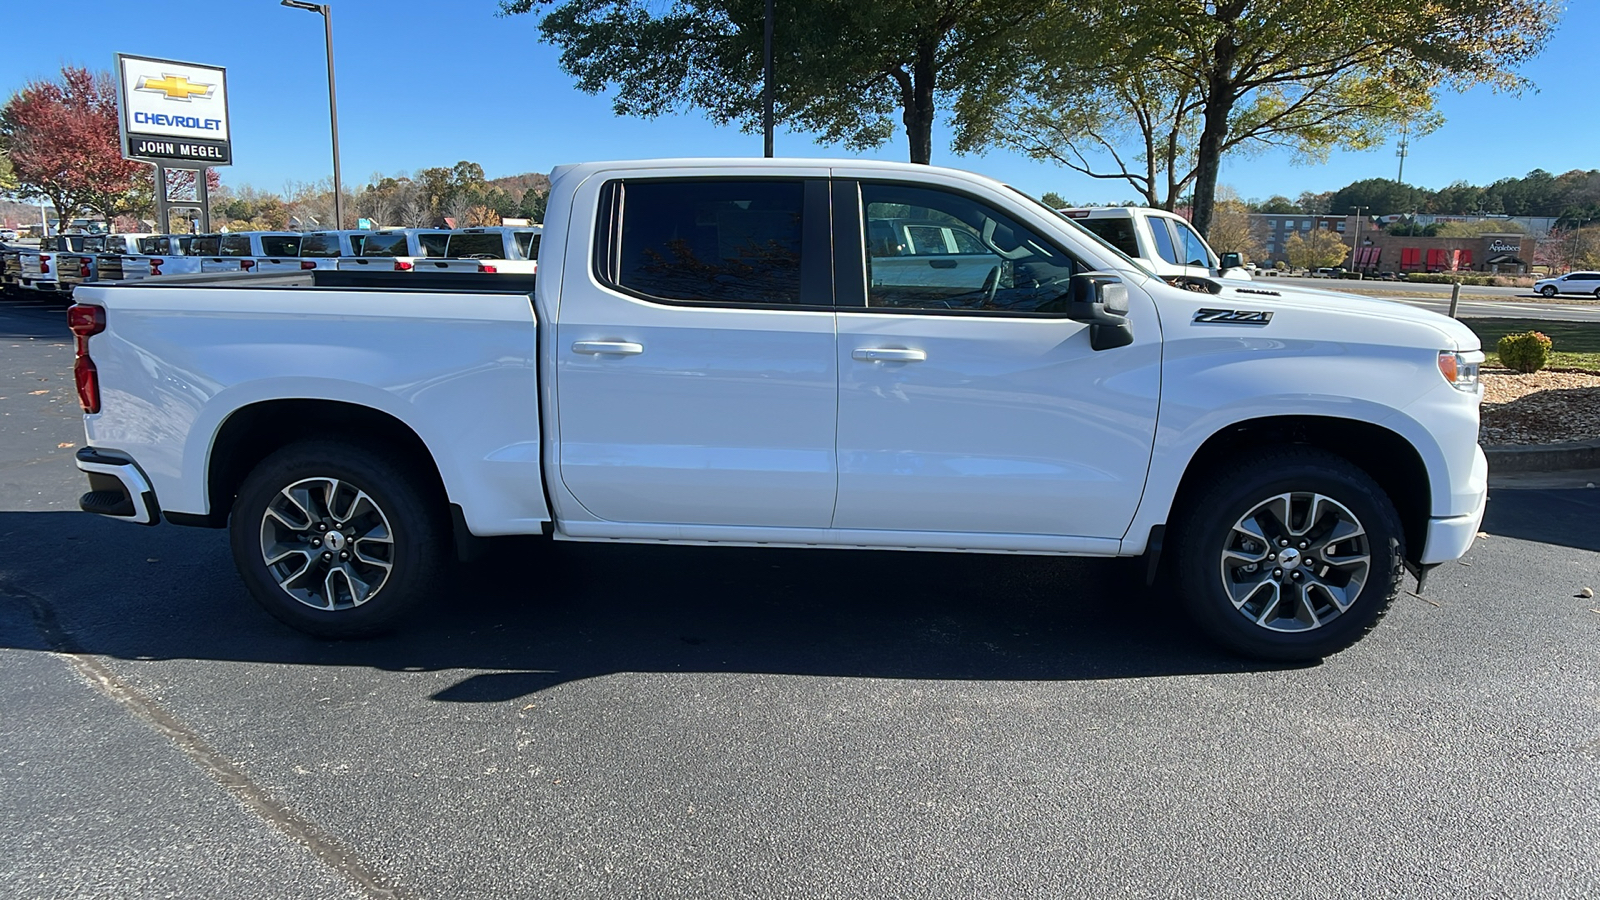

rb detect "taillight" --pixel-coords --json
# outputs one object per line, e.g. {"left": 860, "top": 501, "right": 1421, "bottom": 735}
{"left": 394, "top": 260, "right": 413, "bottom": 271}
{"left": 40, "top": 254, "right": 51, "bottom": 274}
{"left": 480, "top": 263, "right": 498, "bottom": 273}
{"left": 150, "top": 259, "right": 163, "bottom": 276}
{"left": 69, "top": 304, "right": 105, "bottom": 414}
{"left": 300, "top": 261, "right": 318, "bottom": 270}
{"left": 240, "top": 259, "right": 256, "bottom": 271}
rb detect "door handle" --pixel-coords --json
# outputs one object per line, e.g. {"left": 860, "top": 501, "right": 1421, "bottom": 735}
{"left": 572, "top": 340, "right": 644, "bottom": 356}
{"left": 852, "top": 348, "right": 926, "bottom": 363}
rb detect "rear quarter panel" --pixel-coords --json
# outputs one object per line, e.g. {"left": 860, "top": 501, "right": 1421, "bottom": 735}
{"left": 77, "top": 285, "right": 548, "bottom": 535}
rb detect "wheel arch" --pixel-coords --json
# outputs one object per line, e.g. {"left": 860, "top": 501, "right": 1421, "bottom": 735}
{"left": 1159, "top": 415, "right": 1432, "bottom": 564}
{"left": 181, "top": 399, "right": 449, "bottom": 529}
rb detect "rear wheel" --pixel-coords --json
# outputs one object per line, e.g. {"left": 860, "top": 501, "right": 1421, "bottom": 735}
{"left": 229, "top": 440, "right": 449, "bottom": 637}
{"left": 1172, "top": 448, "right": 1405, "bottom": 661}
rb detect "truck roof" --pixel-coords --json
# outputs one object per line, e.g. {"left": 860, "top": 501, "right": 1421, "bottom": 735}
{"left": 549, "top": 157, "right": 1010, "bottom": 190}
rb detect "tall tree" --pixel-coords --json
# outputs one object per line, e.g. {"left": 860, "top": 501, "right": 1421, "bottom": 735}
{"left": 961, "top": 0, "right": 1558, "bottom": 235}
{"left": 502, "top": 0, "right": 1047, "bottom": 164}
{"left": 0, "top": 66, "right": 143, "bottom": 226}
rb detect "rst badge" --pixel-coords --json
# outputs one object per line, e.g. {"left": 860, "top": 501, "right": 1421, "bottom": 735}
{"left": 1193, "top": 308, "right": 1273, "bottom": 325}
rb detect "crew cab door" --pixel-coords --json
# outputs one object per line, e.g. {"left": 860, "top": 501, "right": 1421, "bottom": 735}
{"left": 554, "top": 170, "right": 839, "bottom": 527}
{"left": 830, "top": 176, "right": 1161, "bottom": 540}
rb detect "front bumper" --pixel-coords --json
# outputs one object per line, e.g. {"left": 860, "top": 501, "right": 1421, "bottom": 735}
{"left": 76, "top": 447, "right": 160, "bottom": 526}
{"left": 1418, "top": 446, "right": 1488, "bottom": 564}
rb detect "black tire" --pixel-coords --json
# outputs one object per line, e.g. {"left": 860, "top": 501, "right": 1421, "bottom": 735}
{"left": 1171, "top": 447, "right": 1405, "bottom": 662}
{"left": 229, "top": 439, "right": 449, "bottom": 638}
{"left": 1540, "top": 285, "right": 1558, "bottom": 298}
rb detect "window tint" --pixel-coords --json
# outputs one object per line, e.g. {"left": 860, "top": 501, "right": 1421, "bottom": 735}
{"left": 513, "top": 231, "right": 540, "bottom": 259}
{"left": 191, "top": 235, "right": 221, "bottom": 255}
{"left": 361, "top": 233, "right": 412, "bottom": 256}
{"left": 1148, "top": 218, "right": 1180, "bottom": 264}
{"left": 418, "top": 233, "right": 449, "bottom": 257}
{"left": 1079, "top": 218, "right": 1140, "bottom": 258}
{"left": 1173, "top": 221, "right": 1212, "bottom": 267}
{"left": 861, "top": 183, "right": 1078, "bottom": 314}
{"left": 261, "top": 235, "right": 300, "bottom": 256}
{"left": 445, "top": 233, "right": 507, "bottom": 259}
{"left": 220, "top": 234, "right": 252, "bottom": 256}
{"left": 611, "top": 179, "right": 806, "bottom": 305}
{"left": 300, "top": 233, "right": 339, "bottom": 257}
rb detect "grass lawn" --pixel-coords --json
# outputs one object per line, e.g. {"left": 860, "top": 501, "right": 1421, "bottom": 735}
{"left": 1460, "top": 317, "right": 1600, "bottom": 373}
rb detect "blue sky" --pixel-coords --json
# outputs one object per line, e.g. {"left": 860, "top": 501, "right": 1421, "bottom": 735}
{"left": 0, "top": 0, "right": 1590, "bottom": 204}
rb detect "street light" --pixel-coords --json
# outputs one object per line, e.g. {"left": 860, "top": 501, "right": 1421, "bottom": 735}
{"left": 282, "top": 0, "right": 344, "bottom": 230}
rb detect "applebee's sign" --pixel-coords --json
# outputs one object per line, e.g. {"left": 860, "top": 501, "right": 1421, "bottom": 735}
{"left": 1489, "top": 239, "right": 1520, "bottom": 254}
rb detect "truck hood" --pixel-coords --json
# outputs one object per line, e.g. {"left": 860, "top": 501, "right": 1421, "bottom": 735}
{"left": 1201, "top": 279, "right": 1482, "bottom": 352}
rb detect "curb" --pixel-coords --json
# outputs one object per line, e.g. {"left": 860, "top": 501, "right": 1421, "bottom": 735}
{"left": 1485, "top": 438, "right": 1600, "bottom": 473}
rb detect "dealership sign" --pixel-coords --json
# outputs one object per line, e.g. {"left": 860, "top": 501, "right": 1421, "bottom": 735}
{"left": 115, "top": 54, "right": 232, "bottom": 165}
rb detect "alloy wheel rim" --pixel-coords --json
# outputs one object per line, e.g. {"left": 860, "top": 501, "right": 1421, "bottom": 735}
{"left": 1218, "top": 491, "right": 1370, "bottom": 633}
{"left": 259, "top": 477, "right": 394, "bottom": 611}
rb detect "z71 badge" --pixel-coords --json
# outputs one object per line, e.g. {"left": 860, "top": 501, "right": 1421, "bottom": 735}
{"left": 1193, "top": 308, "right": 1273, "bottom": 325}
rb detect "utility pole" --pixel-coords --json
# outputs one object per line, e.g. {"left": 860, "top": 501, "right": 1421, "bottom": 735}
{"left": 1395, "top": 119, "right": 1410, "bottom": 184}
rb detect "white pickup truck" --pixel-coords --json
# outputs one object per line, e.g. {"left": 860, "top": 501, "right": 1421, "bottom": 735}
{"left": 1059, "top": 207, "right": 1251, "bottom": 283}
{"left": 67, "top": 158, "right": 1487, "bottom": 661}
{"left": 411, "top": 226, "right": 541, "bottom": 274}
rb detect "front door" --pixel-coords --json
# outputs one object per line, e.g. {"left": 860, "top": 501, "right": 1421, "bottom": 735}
{"left": 555, "top": 172, "right": 839, "bottom": 527}
{"left": 832, "top": 178, "right": 1161, "bottom": 539}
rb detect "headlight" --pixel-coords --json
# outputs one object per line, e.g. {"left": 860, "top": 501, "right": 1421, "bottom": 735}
{"left": 1438, "top": 350, "right": 1483, "bottom": 392}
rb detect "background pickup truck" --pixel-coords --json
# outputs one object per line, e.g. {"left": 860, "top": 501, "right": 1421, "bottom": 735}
{"left": 411, "top": 226, "right": 540, "bottom": 274}
{"left": 68, "top": 158, "right": 1487, "bottom": 661}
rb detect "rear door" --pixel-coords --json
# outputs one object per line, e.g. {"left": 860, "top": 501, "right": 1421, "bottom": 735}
{"left": 554, "top": 169, "right": 838, "bottom": 527}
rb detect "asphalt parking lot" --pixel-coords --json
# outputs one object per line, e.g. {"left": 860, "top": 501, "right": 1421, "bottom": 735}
{"left": 2, "top": 297, "right": 1597, "bottom": 899}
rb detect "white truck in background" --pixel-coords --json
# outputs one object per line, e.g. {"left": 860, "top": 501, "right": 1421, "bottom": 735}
{"left": 67, "top": 158, "right": 1486, "bottom": 662}
{"left": 335, "top": 228, "right": 452, "bottom": 272}
{"left": 411, "top": 226, "right": 541, "bottom": 274}
{"left": 1059, "top": 207, "right": 1251, "bottom": 283}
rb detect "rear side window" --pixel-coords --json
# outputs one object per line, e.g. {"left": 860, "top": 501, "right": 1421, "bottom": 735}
{"left": 261, "top": 235, "right": 300, "bottom": 256}
{"left": 300, "top": 233, "right": 339, "bottom": 256}
{"left": 361, "top": 233, "right": 412, "bottom": 256}
{"left": 445, "top": 233, "right": 507, "bottom": 259}
{"left": 191, "top": 236, "right": 221, "bottom": 255}
{"left": 513, "top": 231, "right": 540, "bottom": 259}
{"left": 220, "top": 235, "right": 252, "bottom": 256}
{"left": 1148, "top": 219, "right": 1180, "bottom": 265}
{"left": 1079, "top": 218, "right": 1140, "bottom": 258}
{"left": 603, "top": 179, "right": 808, "bottom": 305}
{"left": 418, "top": 233, "right": 449, "bottom": 257}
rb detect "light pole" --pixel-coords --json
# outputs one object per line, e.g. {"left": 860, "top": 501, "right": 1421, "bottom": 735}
{"left": 762, "top": 0, "right": 774, "bottom": 157}
{"left": 282, "top": 0, "right": 344, "bottom": 230}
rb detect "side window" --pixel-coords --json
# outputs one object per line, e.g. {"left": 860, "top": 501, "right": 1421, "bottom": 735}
{"left": 349, "top": 235, "right": 366, "bottom": 255}
{"left": 860, "top": 183, "right": 1079, "bottom": 314}
{"left": 418, "top": 233, "right": 449, "bottom": 257}
{"left": 514, "top": 231, "right": 540, "bottom": 259}
{"left": 300, "top": 234, "right": 337, "bottom": 257}
{"left": 1148, "top": 218, "right": 1181, "bottom": 265}
{"left": 1172, "top": 221, "right": 1212, "bottom": 267}
{"left": 605, "top": 179, "right": 809, "bottom": 305}
{"left": 219, "top": 235, "right": 252, "bottom": 256}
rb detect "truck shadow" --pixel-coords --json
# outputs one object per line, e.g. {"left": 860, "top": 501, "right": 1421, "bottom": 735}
{"left": 0, "top": 511, "right": 1291, "bottom": 700}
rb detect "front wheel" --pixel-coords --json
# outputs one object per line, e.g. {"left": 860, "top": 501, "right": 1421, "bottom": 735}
{"left": 1540, "top": 285, "right": 1558, "bottom": 297}
{"left": 229, "top": 440, "right": 450, "bottom": 637}
{"left": 1172, "top": 448, "right": 1405, "bottom": 661}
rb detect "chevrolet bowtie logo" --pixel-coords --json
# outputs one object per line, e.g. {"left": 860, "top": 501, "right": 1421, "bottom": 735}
{"left": 135, "top": 74, "right": 214, "bottom": 102}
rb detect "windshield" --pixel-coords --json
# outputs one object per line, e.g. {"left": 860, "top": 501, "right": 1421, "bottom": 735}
{"left": 1004, "top": 187, "right": 1156, "bottom": 278}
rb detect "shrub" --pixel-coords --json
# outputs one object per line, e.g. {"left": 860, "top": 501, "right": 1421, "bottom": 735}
{"left": 1496, "top": 331, "right": 1553, "bottom": 373}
